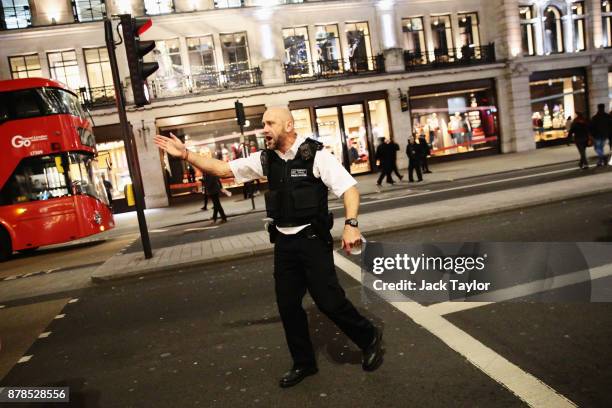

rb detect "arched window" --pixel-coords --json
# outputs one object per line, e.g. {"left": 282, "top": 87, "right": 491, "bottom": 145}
{"left": 543, "top": 5, "right": 564, "bottom": 54}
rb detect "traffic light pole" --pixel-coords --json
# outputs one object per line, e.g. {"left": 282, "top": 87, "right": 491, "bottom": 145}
{"left": 105, "top": 17, "right": 153, "bottom": 259}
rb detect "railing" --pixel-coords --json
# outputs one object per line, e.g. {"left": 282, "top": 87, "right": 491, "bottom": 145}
{"left": 149, "top": 67, "right": 262, "bottom": 100}
{"left": 403, "top": 43, "right": 496, "bottom": 72}
{"left": 284, "top": 55, "right": 385, "bottom": 83}
{"left": 78, "top": 85, "right": 116, "bottom": 109}
{"left": 0, "top": 5, "right": 32, "bottom": 30}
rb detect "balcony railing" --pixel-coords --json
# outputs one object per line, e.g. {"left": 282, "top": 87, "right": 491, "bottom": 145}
{"left": 284, "top": 55, "right": 385, "bottom": 83}
{"left": 78, "top": 85, "right": 116, "bottom": 109}
{"left": 403, "top": 43, "right": 496, "bottom": 72}
{"left": 149, "top": 67, "right": 262, "bottom": 100}
{"left": 0, "top": 5, "right": 31, "bottom": 30}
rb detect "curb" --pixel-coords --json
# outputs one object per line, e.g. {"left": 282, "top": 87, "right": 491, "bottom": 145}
{"left": 91, "top": 185, "right": 612, "bottom": 283}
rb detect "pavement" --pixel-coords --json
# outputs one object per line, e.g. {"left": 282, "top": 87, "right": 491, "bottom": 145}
{"left": 91, "top": 145, "right": 612, "bottom": 282}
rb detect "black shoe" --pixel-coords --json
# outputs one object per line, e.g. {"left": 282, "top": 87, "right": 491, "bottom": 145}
{"left": 201, "top": 207, "right": 208, "bottom": 211}
{"left": 362, "top": 327, "right": 384, "bottom": 372}
{"left": 417, "top": 179, "right": 423, "bottom": 182}
{"left": 424, "top": 170, "right": 432, "bottom": 174}
{"left": 279, "top": 366, "right": 318, "bottom": 388}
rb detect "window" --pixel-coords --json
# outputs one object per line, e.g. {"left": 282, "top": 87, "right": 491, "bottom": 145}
{"left": 47, "top": 50, "right": 81, "bottom": 90}
{"left": 603, "top": 0, "right": 612, "bottom": 47}
{"left": 1, "top": 0, "right": 31, "bottom": 29}
{"left": 151, "top": 39, "right": 183, "bottom": 78}
{"left": 144, "top": 0, "right": 174, "bottom": 15}
{"left": 187, "top": 36, "right": 218, "bottom": 90}
{"left": 214, "top": 0, "right": 243, "bottom": 7}
{"left": 314, "top": 24, "right": 343, "bottom": 72}
{"left": 0, "top": 87, "right": 84, "bottom": 123}
{"left": 458, "top": 12, "right": 480, "bottom": 47}
{"left": 283, "top": 27, "right": 312, "bottom": 77}
{"left": 0, "top": 154, "right": 69, "bottom": 206}
{"left": 220, "top": 32, "right": 251, "bottom": 71}
{"left": 9, "top": 54, "right": 42, "bottom": 79}
{"left": 84, "top": 47, "right": 114, "bottom": 102}
{"left": 72, "top": 0, "right": 106, "bottom": 22}
{"left": 572, "top": 2, "right": 586, "bottom": 51}
{"left": 402, "top": 17, "right": 426, "bottom": 53}
{"left": 519, "top": 5, "right": 536, "bottom": 56}
{"left": 543, "top": 6, "right": 564, "bottom": 54}
{"left": 345, "top": 22, "right": 373, "bottom": 71}
{"left": 430, "top": 15, "right": 454, "bottom": 59}
{"left": 68, "top": 152, "right": 108, "bottom": 203}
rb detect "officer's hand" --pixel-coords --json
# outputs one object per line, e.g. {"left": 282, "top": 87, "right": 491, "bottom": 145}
{"left": 154, "top": 133, "right": 186, "bottom": 158}
{"left": 342, "top": 225, "right": 362, "bottom": 255}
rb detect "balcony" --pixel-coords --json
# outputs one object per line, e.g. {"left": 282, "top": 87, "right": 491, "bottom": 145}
{"left": 284, "top": 55, "right": 385, "bottom": 83}
{"left": 403, "top": 43, "right": 496, "bottom": 72}
{"left": 78, "top": 85, "right": 116, "bottom": 109}
{"left": 148, "top": 67, "right": 262, "bottom": 100}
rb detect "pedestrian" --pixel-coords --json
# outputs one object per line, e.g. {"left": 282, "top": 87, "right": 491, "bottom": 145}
{"left": 565, "top": 115, "right": 573, "bottom": 145}
{"left": 589, "top": 103, "right": 610, "bottom": 166}
{"left": 154, "top": 107, "right": 383, "bottom": 388}
{"left": 389, "top": 139, "right": 404, "bottom": 181}
{"left": 203, "top": 172, "right": 227, "bottom": 223}
{"left": 568, "top": 112, "right": 590, "bottom": 169}
{"left": 406, "top": 136, "right": 423, "bottom": 182}
{"left": 375, "top": 138, "right": 395, "bottom": 186}
{"left": 187, "top": 164, "right": 196, "bottom": 183}
{"left": 418, "top": 133, "right": 432, "bottom": 173}
{"left": 101, "top": 174, "right": 113, "bottom": 207}
{"left": 200, "top": 175, "right": 208, "bottom": 211}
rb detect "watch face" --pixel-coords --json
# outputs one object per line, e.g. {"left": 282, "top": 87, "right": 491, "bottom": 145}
{"left": 346, "top": 219, "right": 358, "bottom": 227}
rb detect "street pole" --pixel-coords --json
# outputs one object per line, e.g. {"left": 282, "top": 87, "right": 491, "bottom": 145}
{"left": 105, "top": 17, "right": 153, "bottom": 259}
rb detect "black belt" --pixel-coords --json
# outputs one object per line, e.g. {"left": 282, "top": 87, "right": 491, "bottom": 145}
{"left": 279, "top": 225, "right": 317, "bottom": 239}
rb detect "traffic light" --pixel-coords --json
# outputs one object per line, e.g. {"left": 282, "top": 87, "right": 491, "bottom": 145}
{"left": 235, "top": 100, "right": 246, "bottom": 126}
{"left": 120, "top": 14, "right": 159, "bottom": 107}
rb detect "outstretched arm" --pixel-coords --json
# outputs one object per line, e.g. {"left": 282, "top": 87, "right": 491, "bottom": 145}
{"left": 153, "top": 133, "right": 234, "bottom": 178}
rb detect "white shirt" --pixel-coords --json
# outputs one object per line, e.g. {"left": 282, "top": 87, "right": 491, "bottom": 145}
{"left": 229, "top": 136, "right": 357, "bottom": 234}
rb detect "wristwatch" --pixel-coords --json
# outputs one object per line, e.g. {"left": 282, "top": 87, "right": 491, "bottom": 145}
{"left": 344, "top": 218, "right": 358, "bottom": 227}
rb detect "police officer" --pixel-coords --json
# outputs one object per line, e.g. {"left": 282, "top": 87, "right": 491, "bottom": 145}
{"left": 154, "top": 107, "right": 383, "bottom": 388}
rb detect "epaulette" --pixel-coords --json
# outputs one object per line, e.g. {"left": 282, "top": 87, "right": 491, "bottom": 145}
{"left": 298, "top": 138, "right": 323, "bottom": 161}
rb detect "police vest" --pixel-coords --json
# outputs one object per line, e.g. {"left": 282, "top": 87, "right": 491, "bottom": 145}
{"left": 261, "top": 138, "right": 329, "bottom": 227}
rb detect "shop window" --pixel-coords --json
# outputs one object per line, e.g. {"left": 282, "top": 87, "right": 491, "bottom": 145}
{"left": 402, "top": 17, "right": 427, "bottom": 64}
{"left": 291, "top": 108, "right": 313, "bottom": 139}
{"left": 95, "top": 141, "right": 130, "bottom": 200}
{"left": 0, "top": 154, "right": 69, "bottom": 205}
{"left": 571, "top": 2, "right": 586, "bottom": 51}
{"left": 283, "top": 26, "right": 313, "bottom": 78}
{"left": 314, "top": 24, "right": 343, "bottom": 73}
{"left": 543, "top": 6, "right": 564, "bottom": 54}
{"left": 345, "top": 22, "right": 374, "bottom": 71}
{"left": 220, "top": 32, "right": 251, "bottom": 72}
{"left": 84, "top": 47, "right": 115, "bottom": 103}
{"left": 519, "top": 5, "right": 536, "bottom": 56}
{"left": 409, "top": 82, "right": 499, "bottom": 157}
{"left": 144, "top": 0, "right": 174, "bottom": 15}
{"left": 1, "top": 0, "right": 31, "bottom": 29}
{"left": 47, "top": 50, "right": 81, "bottom": 91}
{"left": 603, "top": 0, "right": 612, "bottom": 48}
{"left": 9, "top": 54, "right": 42, "bottom": 79}
{"left": 530, "top": 72, "right": 586, "bottom": 145}
{"left": 73, "top": 0, "right": 106, "bottom": 22}
{"left": 430, "top": 15, "right": 454, "bottom": 60}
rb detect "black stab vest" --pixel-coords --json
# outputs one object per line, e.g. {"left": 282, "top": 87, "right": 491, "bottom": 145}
{"left": 261, "top": 138, "right": 329, "bottom": 227}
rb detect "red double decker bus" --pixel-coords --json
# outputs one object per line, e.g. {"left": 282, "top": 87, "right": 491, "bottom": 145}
{"left": 0, "top": 78, "right": 114, "bottom": 261}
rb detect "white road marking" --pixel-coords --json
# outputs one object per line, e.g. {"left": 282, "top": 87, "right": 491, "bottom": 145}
{"left": 38, "top": 332, "right": 51, "bottom": 338}
{"left": 54, "top": 314, "right": 65, "bottom": 320}
{"left": 18, "top": 355, "right": 32, "bottom": 363}
{"left": 184, "top": 226, "right": 219, "bottom": 232}
{"left": 150, "top": 229, "right": 169, "bottom": 233}
{"left": 428, "top": 262, "right": 612, "bottom": 316}
{"left": 0, "top": 305, "right": 5, "bottom": 309}
{"left": 333, "top": 253, "right": 577, "bottom": 408}
{"left": 68, "top": 298, "right": 79, "bottom": 304}
{"left": 3, "top": 276, "right": 17, "bottom": 281}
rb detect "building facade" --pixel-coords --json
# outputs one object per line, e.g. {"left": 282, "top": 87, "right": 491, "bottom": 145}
{"left": 1, "top": 0, "right": 610, "bottom": 208}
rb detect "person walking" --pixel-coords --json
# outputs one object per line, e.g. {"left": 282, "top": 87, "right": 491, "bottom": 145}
{"left": 375, "top": 138, "right": 395, "bottom": 186}
{"left": 200, "top": 175, "right": 208, "bottom": 211}
{"left": 154, "top": 107, "right": 383, "bottom": 388}
{"left": 589, "top": 103, "right": 611, "bottom": 166}
{"left": 568, "top": 112, "right": 590, "bottom": 169}
{"left": 101, "top": 174, "right": 113, "bottom": 207}
{"left": 565, "top": 116, "right": 573, "bottom": 145}
{"left": 203, "top": 172, "right": 227, "bottom": 223}
{"left": 389, "top": 139, "right": 403, "bottom": 181}
{"left": 406, "top": 136, "right": 423, "bottom": 182}
{"left": 418, "top": 133, "right": 432, "bottom": 174}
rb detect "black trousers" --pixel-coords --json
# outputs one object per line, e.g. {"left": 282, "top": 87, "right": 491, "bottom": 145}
{"left": 576, "top": 143, "right": 587, "bottom": 167}
{"left": 202, "top": 192, "right": 208, "bottom": 209}
{"left": 421, "top": 155, "right": 430, "bottom": 172}
{"left": 377, "top": 168, "right": 394, "bottom": 185}
{"left": 210, "top": 194, "right": 226, "bottom": 221}
{"left": 408, "top": 159, "right": 423, "bottom": 181}
{"left": 274, "top": 231, "right": 375, "bottom": 369}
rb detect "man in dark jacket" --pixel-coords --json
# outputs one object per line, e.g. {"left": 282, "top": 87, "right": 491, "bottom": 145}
{"left": 203, "top": 172, "right": 227, "bottom": 223}
{"left": 390, "top": 140, "right": 403, "bottom": 181}
{"left": 590, "top": 104, "right": 610, "bottom": 166}
{"left": 418, "top": 133, "right": 432, "bottom": 173}
{"left": 569, "top": 112, "right": 590, "bottom": 169}
{"left": 406, "top": 136, "right": 423, "bottom": 182}
{"left": 375, "top": 138, "right": 395, "bottom": 186}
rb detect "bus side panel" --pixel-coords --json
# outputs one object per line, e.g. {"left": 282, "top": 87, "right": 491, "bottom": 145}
{"left": 74, "top": 195, "right": 115, "bottom": 237}
{"left": 0, "top": 198, "right": 80, "bottom": 251}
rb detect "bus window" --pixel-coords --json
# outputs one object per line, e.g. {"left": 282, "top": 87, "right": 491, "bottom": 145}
{"left": 67, "top": 153, "right": 109, "bottom": 205}
{"left": 12, "top": 89, "right": 42, "bottom": 119}
{"left": 0, "top": 154, "right": 69, "bottom": 205}
{"left": 0, "top": 87, "right": 86, "bottom": 122}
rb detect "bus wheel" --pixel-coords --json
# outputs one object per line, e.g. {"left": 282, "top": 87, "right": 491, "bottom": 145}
{"left": 0, "top": 228, "right": 12, "bottom": 262}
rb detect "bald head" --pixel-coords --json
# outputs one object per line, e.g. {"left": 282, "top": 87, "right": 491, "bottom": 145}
{"left": 262, "top": 106, "right": 296, "bottom": 152}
